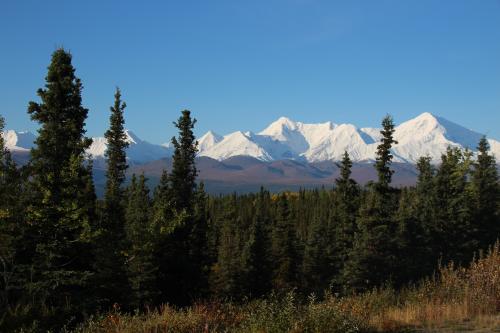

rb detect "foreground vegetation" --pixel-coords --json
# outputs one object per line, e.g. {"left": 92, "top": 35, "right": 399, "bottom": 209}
{"left": 1, "top": 49, "right": 498, "bottom": 332}
{"left": 73, "top": 243, "right": 500, "bottom": 332}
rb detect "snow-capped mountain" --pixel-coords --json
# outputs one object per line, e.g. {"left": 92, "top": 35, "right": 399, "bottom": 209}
{"left": 3, "top": 113, "right": 499, "bottom": 164}
{"left": 2, "top": 130, "right": 36, "bottom": 151}
{"left": 2, "top": 129, "right": 171, "bottom": 164}
{"left": 87, "top": 130, "right": 172, "bottom": 163}
{"left": 198, "top": 112, "right": 500, "bottom": 163}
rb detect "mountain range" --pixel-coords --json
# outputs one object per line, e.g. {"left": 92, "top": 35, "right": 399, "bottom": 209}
{"left": 4, "top": 112, "right": 499, "bottom": 193}
{"left": 5, "top": 112, "right": 499, "bottom": 164}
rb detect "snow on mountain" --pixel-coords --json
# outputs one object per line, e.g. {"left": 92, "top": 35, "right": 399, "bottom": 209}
{"left": 199, "top": 112, "right": 500, "bottom": 163}
{"left": 4, "top": 113, "right": 499, "bottom": 164}
{"left": 87, "top": 130, "right": 171, "bottom": 163}
{"left": 200, "top": 131, "right": 273, "bottom": 161}
{"left": 198, "top": 131, "right": 223, "bottom": 152}
{"left": 2, "top": 130, "right": 36, "bottom": 151}
{"left": 303, "top": 124, "right": 379, "bottom": 162}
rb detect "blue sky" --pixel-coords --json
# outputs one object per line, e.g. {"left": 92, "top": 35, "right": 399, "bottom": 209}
{"left": 1, "top": 0, "right": 499, "bottom": 143}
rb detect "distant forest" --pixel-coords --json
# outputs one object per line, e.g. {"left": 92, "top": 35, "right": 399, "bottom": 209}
{"left": 1, "top": 49, "right": 498, "bottom": 332}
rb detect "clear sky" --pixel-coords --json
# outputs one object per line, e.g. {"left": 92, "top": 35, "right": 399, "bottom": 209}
{"left": 1, "top": 0, "right": 499, "bottom": 143}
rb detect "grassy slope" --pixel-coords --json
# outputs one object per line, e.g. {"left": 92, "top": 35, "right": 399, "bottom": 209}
{"left": 74, "top": 243, "right": 500, "bottom": 333}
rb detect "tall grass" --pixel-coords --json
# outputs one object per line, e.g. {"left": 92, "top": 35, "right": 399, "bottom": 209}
{"left": 363, "top": 242, "right": 500, "bottom": 331}
{"left": 73, "top": 243, "right": 500, "bottom": 333}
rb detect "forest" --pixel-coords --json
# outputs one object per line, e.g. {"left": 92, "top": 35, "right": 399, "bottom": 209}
{"left": 0, "top": 49, "right": 499, "bottom": 333}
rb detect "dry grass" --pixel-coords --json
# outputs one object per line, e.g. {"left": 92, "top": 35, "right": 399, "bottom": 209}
{"left": 362, "top": 242, "right": 500, "bottom": 332}
{"left": 74, "top": 243, "right": 500, "bottom": 333}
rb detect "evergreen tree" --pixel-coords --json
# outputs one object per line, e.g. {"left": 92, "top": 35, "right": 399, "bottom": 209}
{"left": 25, "top": 49, "right": 96, "bottom": 314}
{"left": 271, "top": 193, "right": 299, "bottom": 291}
{"left": 397, "top": 156, "right": 437, "bottom": 280}
{"left": 94, "top": 88, "right": 129, "bottom": 308}
{"left": 241, "top": 187, "right": 272, "bottom": 297}
{"left": 210, "top": 195, "right": 245, "bottom": 298}
{"left": 302, "top": 212, "right": 329, "bottom": 295}
{"left": 0, "top": 115, "right": 25, "bottom": 314}
{"left": 434, "top": 147, "right": 474, "bottom": 265}
{"left": 169, "top": 110, "right": 198, "bottom": 211}
{"left": 157, "top": 110, "right": 205, "bottom": 305}
{"left": 343, "top": 115, "right": 399, "bottom": 293}
{"left": 125, "top": 174, "right": 158, "bottom": 308}
{"left": 471, "top": 137, "right": 499, "bottom": 249}
{"left": 333, "top": 151, "right": 359, "bottom": 287}
{"left": 375, "top": 115, "right": 398, "bottom": 189}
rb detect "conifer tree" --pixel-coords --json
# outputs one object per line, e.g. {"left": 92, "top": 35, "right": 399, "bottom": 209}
{"left": 157, "top": 110, "right": 205, "bottom": 305}
{"left": 302, "top": 213, "right": 329, "bottom": 295}
{"left": 343, "top": 115, "right": 399, "bottom": 293}
{"left": 375, "top": 115, "right": 398, "bottom": 190}
{"left": 0, "top": 115, "right": 25, "bottom": 312}
{"left": 396, "top": 156, "right": 436, "bottom": 281}
{"left": 241, "top": 187, "right": 272, "bottom": 297}
{"left": 169, "top": 110, "right": 198, "bottom": 211}
{"left": 271, "top": 193, "right": 299, "bottom": 291}
{"left": 25, "top": 49, "right": 95, "bottom": 311}
{"left": 210, "top": 195, "right": 245, "bottom": 298}
{"left": 333, "top": 151, "right": 359, "bottom": 285}
{"left": 125, "top": 174, "right": 158, "bottom": 308}
{"left": 152, "top": 169, "right": 173, "bottom": 231}
{"left": 471, "top": 137, "right": 499, "bottom": 249}
{"left": 434, "top": 147, "right": 474, "bottom": 264}
{"left": 94, "top": 88, "right": 129, "bottom": 308}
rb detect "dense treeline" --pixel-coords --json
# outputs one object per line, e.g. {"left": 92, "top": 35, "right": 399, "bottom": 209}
{"left": 0, "top": 49, "right": 499, "bottom": 332}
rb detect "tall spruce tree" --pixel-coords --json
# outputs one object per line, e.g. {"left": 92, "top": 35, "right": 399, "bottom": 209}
{"left": 375, "top": 115, "right": 398, "bottom": 189}
{"left": 157, "top": 110, "right": 205, "bottom": 305}
{"left": 210, "top": 195, "right": 245, "bottom": 298}
{"left": 241, "top": 188, "right": 272, "bottom": 297}
{"left": 344, "top": 115, "right": 400, "bottom": 293}
{"left": 271, "top": 193, "right": 299, "bottom": 291}
{"left": 0, "top": 115, "right": 25, "bottom": 314}
{"left": 397, "top": 156, "right": 437, "bottom": 280}
{"left": 334, "top": 151, "right": 359, "bottom": 287}
{"left": 26, "top": 49, "right": 95, "bottom": 314}
{"left": 169, "top": 110, "right": 198, "bottom": 211}
{"left": 94, "top": 88, "right": 130, "bottom": 308}
{"left": 125, "top": 174, "right": 158, "bottom": 308}
{"left": 471, "top": 137, "right": 499, "bottom": 249}
{"left": 434, "top": 147, "right": 474, "bottom": 265}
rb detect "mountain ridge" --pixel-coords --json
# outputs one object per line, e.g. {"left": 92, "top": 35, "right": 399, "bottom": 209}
{"left": 3, "top": 112, "right": 499, "bottom": 164}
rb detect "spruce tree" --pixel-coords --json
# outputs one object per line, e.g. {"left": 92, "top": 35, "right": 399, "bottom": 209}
{"left": 94, "top": 88, "right": 130, "bottom": 308}
{"left": 375, "top": 115, "right": 398, "bottom": 189}
{"left": 434, "top": 147, "right": 474, "bottom": 265}
{"left": 343, "top": 115, "right": 399, "bottom": 293}
{"left": 241, "top": 187, "right": 272, "bottom": 297}
{"left": 157, "top": 110, "right": 205, "bottom": 305}
{"left": 471, "top": 137, "right": 499, "bottom": 249}
{"left": 125, "top": 174, "right": 158, "bottom": 308}
{"left": 271, "top": 193, "right": 299, "bottom": 291}
{"left": 169, "top": 110, "right": 198, "bottom": 211}
{"left": 302, "top": 212, "right": 329, "bottom": 295}
{"left": 333, "top": 151, "right": 359, "bottom": 287}
{"left": 396, "top": 156, "right": 437, "bottom": 281}
{"left": 210, "top": 195, "right": 245, "bottom": 298}
{"left": 25, "top": 49, "right": 96, "bottom": 313}
{"left": 0, "top": 115, "right": 24, "bottom": 313}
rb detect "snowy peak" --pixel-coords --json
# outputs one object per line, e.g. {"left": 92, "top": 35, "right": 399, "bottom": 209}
{"left": 87, "top": 131, "right": 171, "bottom": 163}
{"left": 2, "top": 130, "right": 36, "bottom": 151}
{"left": 200, "top": 131, "right": 272, "bottom": 161}
{"left": 4, "top": 113, "right": 499, "bottom": 164}
{"left": 260, "top": 116, "right": 299, "bottom": 136}
{"left": 199, "top": 112, "right": 499, "bottom": 163}
{"left": 198, "top": 131, "right": 223, "bottom": 152}
{"left": 124, "top": 130, "right": 142, "bottom": 145}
